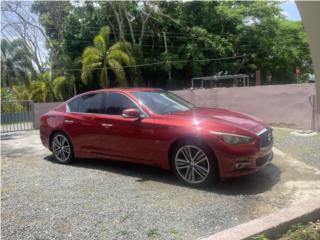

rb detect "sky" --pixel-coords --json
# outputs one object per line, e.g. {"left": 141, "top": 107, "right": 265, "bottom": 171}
{"left": 280, "top": 1, "right": 301, "bottom": 21}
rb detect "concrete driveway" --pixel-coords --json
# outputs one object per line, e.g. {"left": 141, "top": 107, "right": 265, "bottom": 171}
{"left": 1, "top": 129, "right": 320, "bottom": 240}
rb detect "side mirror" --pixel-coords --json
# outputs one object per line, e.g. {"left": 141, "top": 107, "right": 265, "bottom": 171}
{"left": 122, "top": 108, "right": 140, "bottom": 118}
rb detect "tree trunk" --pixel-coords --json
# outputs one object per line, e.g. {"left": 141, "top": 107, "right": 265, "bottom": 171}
{"left": 109, "top": 2, "right": 126, "bottom": 41}
{"left": 163, "top": 31, "right": 172, "bottom": 88}
{"left": 138, "top": 11, "right": 150, "bottom": 47}
{"left": 123, "top": 4, "right": 136, "bottom": 44}
{"left": 100, "top": 66, "right": 109, "bottom": 88}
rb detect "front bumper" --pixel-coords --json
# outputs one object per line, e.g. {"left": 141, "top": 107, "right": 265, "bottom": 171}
{"left": 217, "top": 144, "right": 273, "bottom": 178}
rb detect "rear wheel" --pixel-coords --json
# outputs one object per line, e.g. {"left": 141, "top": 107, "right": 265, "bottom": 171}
{"left": 51, "top": 132, "right": 74, "bottom": 164}
{"left": 171, "top": 140, "right": 218, "bottom": 186}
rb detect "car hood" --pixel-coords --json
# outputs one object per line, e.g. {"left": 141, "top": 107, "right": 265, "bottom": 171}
{"left": 164, "top": 107, "right": 266, "bottom": 134}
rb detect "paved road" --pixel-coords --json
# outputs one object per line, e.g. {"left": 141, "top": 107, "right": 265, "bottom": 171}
{"left": 1, "top": 130, "right": 320, "bottom": 240}
{"left": 0, "top": 122, "right": 33, "bottom": 133}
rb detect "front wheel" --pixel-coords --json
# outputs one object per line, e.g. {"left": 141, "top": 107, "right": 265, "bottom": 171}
{"left": 51, "top": 132, "right": 74, "bottom": 164}
{"left": 171, "top": 140, "right": 218, "bottom": 186}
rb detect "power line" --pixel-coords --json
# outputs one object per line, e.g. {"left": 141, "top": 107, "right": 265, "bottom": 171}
{"left": 4, "top": 55, "right": 245, "bottom": 73}
{"left": 50, "top": 41, "right": 312, "bottom": 51}
{"left": 1, "top": 34, "right": 309, "bottom": 52}
{"left": 3, "top": 21, "right": 286, "bottom": 39}
{"left": 1, "top": 30, "right": 308, "bottom": 52}
{"left": 1, "top": 35, "right": 304, "bottom": 50}
{"left": 1, "top": 25, "right": 236, "bottom": 40}
{"left": 2, "top": 20, "right": 309, "bottom": 49}
{"left": 2, "top": 26, "right": 309, "bottom": 50}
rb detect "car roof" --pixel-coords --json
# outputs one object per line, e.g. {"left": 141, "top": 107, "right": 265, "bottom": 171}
{"left": 83, "top": 87, "right": 162, "bottom": 94}
{"left": 66, "top": 87, "right": 163, "bottom": 103}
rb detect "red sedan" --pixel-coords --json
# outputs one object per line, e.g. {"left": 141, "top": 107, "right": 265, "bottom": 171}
{"left": 40, "top": 88, "right": 273, "bottom": 186}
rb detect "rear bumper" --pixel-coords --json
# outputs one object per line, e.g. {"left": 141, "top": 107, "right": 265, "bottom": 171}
{"left": 216, "top": 145, "right": 273, "bottom": 178}
{"left": 39, "top": 127, "right": 50, "bottom": 149}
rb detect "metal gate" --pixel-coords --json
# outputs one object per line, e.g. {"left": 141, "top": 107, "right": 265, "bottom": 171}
{"left": 1, "top": 100, "right": 34, "bottom": 133}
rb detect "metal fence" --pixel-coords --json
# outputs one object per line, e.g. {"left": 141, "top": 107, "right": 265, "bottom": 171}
{"left": 1, "top": 100, "right": 34, "bottom": 133}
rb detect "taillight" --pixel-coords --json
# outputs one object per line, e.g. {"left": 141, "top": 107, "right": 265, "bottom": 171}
{"left": 40, "top": 115, "right": 48, "bottom": 126}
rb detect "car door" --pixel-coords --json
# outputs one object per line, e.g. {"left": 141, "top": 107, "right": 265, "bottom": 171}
{"left": 63, "top": 92, "right": 106, "bottom": 158}
{"left": 94, "top": 92, "right": 156, "bottom": 163}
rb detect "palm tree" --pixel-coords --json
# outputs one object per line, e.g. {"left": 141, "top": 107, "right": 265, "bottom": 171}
{"left": 52, "top": 74, "right": 75, "bottom": 101}
{"left": 81, "top": 26, "right": 135, "bottom": 88}
{"left": 1, "top": 39, "right": 36, "bottom": 87}
{"left": 13, "top": 71, "right": 74, "bottom": 103}
{"left": 30, "top": 72, "right": 55, "bottom": 102}
{"left": 12, "top": 72, "right": 54, "bottom": 102}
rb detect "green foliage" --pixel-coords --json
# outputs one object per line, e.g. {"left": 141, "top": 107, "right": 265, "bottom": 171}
{"left": 12, "top": 71, "right": 74, "bottom": 103}
{"left": 1, "top": 39, "right": 36, "bottom": 87}
{"left": 12, "top": 72, "right": 53, "bottom": 103}
{"left": 52, "top": 75, "right": 75, "bottom": 101}
{"left": 1, "top": 88, "right": 14, "bottom": 101}
{"left": 81, "top": 26, "right": 135, "bottom": 88}
{"left": 251, "top": 234, "right": 269, "bottom": 240}
{"left": 1, "top": 101, "right": 25, "bottom": 113}
{"left": 1, "top": 1, "right": 313, "bottom": 101}
{"left": 147, "top": 227, "right": 160, "bottom": 238}
{"left": 278, "top": 222, "right": 320, "bottom": 240}
{"left": 1, "top": 88, "right": 26, "bottom": 113}
{"left": 251, "top": 221, "right": 320, "bottom": 240}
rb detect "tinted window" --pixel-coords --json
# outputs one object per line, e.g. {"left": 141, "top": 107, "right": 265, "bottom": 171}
{"left": 67, "top": 98, "right": 79, "bottom": 112}
{"left": 67, "top": 93, "right": 103, "bottom": 113}
{"left": 132, "top": 90, "right": 194, "bottom": 114}
{"left": 102, "top": 92, "right": 139, "bottom": 115}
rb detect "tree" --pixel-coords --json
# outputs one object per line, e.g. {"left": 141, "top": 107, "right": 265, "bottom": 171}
{"left": 3, "top": 0, "right": 311, "bottom": 95}
{"left": 52, "top": 74, "right": 76, "bottom": 101}
{"left": 81, "top": 26, "right": 135, "bottom": 88}
{"left": 1, "top": 39, "right": 36, "bottom": 87}
{"left": 12, "top": 72, "right": 53, "bottom": 102}
{"left": 11, "top": 71, "right": 74, "bottom": 102}
{"left": 1, "top": 1, "right": 50, "bottom": 72}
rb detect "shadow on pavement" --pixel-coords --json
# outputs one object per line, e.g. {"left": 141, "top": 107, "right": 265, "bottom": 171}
{"left": 44, "top": 155, "right": 281, "bottom": 196}
{"left": 212, "top": 164, "right": 281, "bottom": 195}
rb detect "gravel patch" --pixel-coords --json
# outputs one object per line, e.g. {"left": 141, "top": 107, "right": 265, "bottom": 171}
{"left": 1, "top": 130, "right": 320, "bottom": 240}
{"left": 272, "top": 127, "right": 320, "bottom": 169}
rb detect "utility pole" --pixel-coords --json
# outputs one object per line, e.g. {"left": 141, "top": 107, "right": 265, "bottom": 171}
{"left": 255, "top": 70, "right": 261, "bottom": 86}
{"left": 295, "top": 67, "right": 301, "bottom": 83}
{"left": 297, "top": 2, "right": 320, "bottom": 131}
{"left": 163, "top": 31, "right": 172, "bottom": 88}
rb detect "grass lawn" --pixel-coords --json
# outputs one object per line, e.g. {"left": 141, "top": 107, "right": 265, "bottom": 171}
{"left": 252, "top": 220, "right": 320, "bottom": 240}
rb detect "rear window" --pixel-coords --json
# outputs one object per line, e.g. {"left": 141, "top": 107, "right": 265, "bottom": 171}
{"left": 67, "top": 93, "right": 103, "bottom": 113}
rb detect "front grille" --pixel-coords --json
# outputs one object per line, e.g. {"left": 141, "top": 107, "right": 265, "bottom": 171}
{"left": 259, "top": 128, "right": 273, "bottom": 148}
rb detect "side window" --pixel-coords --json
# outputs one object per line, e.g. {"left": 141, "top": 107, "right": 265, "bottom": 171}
{"left": 67, "top": 93, "right": 103, "bottom": 113}
{"left": 67, "top": 98, "right": 80, "bottom": 112}
{"left": 102, "top": 92, "right": 139, "bottom": 115}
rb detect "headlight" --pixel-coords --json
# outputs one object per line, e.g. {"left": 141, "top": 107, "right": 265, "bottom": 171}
{"left": 209, "top": 131, "right": 254, "bottom": 144}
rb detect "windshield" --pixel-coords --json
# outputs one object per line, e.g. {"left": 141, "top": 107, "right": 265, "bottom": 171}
{"left": 132, "top": 90, "right": 194, "bottom": 114}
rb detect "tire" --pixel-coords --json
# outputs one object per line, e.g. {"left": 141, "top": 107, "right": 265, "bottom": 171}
{"left": 51, "top": 132, "right": 74, "bottom": 164}
{"left": 171, "top": 139, "right": 218, "bottom": 187}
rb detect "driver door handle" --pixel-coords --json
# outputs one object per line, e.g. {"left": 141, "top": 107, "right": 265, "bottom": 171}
{"left": 101, "top": 123, "right": 113, "bottom": 128}
{"left": 64, "top": 119, "right": 74, "bottom": 123}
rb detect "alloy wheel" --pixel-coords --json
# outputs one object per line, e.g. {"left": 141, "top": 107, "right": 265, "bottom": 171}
{"left": 52, "top": 134, "right": 71, "bottom": 162}
{"left": 174, "top": 145, "right": 210, "bottom": 184}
